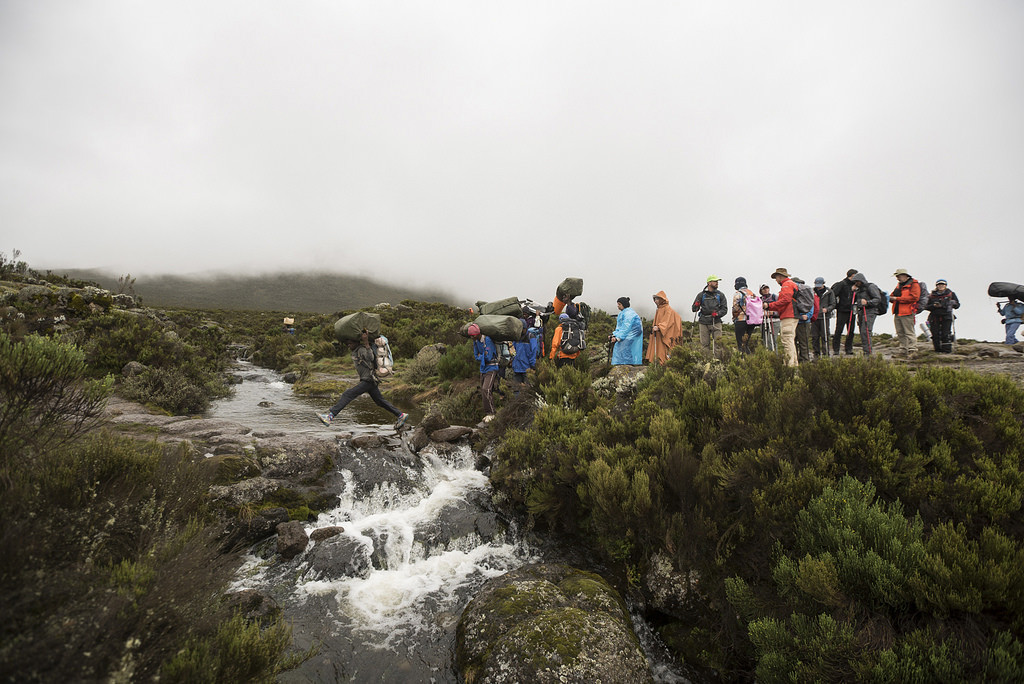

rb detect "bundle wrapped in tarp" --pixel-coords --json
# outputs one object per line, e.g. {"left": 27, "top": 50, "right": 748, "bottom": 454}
{"left": 556, "top": 277, "right": 584, "bottom": 301}
{"left": 479, "top": 296, "right": 522, "bottom": 316}
{"left": 472, "top": 315, "right": 524, "bottom": 342}
{"left": 988, "top": 282, "right": 1024, "bottom": 299}
{"left": 334, "top": 311, "right": 381, "bottom": 342}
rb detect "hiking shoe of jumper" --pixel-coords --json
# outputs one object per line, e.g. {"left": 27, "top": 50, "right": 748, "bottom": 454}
{"left": 316, "top": 412, "right": 333, "bottom": 426}
{"left": 395, "top": 412, "right": 408, "bottom": 430}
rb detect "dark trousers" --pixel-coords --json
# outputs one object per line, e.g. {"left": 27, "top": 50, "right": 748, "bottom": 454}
{"left": 734, "top": 320, "right": 752, "bottom": 353}
{"left": 795, "top": 321, "right": 810, "bottom": 363}
{"left": 833, "top": 310, "right": 856, "bottom": 355}
{"left": 480, "top": 370, "right": 498, "bottom": 415}
{"left": 555, "top": 356, "right": 576, "bottom": 369}
{"left": 930, "top": 316, "right": 954, "bottom": 353}
{"left": 811, "top": 314, "right": 831, "bottom": 357}
{"left": 331, "top": 380, "right": 401, "bottom": 417}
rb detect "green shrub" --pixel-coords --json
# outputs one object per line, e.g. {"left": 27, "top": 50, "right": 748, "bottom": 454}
{"left": 437, "top": 341, "right": 477, "bottom": 381}
{"left": 0, "top": 331, "right": 112, "bottom": 463}
{"left": 490, "top": 347, "right": 1024, "bottom": 679}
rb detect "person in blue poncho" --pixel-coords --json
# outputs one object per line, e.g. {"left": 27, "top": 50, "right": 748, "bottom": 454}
{"left": 611, "top": 296, "right": 644, "bottom": 365}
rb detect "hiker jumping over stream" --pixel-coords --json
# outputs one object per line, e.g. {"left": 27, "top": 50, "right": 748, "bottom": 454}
{"left": 317, "top": 332, "right": 408, "bottom": 430}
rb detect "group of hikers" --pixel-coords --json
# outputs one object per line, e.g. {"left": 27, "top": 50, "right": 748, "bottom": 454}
{"left": 675, "top": 267, "right": 965, "bottom": 368}
{"left": 319, "top": 269, "right": 1024, "bottom": 427}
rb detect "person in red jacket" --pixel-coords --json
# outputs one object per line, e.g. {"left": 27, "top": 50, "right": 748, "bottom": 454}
{"left": 890, "top": 268, "right": 922, "bottom": 358}
{"left": 766, "top": 267, "right": 798, "bottom": 367}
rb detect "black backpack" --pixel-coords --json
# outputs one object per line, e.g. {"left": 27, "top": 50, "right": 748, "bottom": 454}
{"left": 560, "top": 319, "right": 586, "bottom": 354}
{"left": 871, "top": 284, "right": 889, "bottom": 316}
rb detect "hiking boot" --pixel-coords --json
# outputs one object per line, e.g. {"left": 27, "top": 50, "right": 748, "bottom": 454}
{"left": 316, "top": 412, "right": 333, "bottom": 426}
{"left": 395, "top": 412, "right": 408, "bottom": 430}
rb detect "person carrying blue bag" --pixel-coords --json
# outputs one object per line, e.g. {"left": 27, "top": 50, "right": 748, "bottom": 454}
{"left": 610, "top": 296, "right": 644, "bottom": 365}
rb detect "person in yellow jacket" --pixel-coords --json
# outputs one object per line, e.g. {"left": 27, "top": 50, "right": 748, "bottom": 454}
{"left": 646, "top": 291, "right": 682, "bottom": 364}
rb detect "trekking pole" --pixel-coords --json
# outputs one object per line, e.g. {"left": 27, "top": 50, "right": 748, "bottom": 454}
{"left": 951, "top": 315, "right": 957, "bottom": 353}
{"left": 824, "top": 312, "right": 832, "bottom": 358}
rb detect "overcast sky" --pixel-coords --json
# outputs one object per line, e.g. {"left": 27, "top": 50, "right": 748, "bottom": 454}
{"left": 2, "top": 1, "right": 1022, "bottom": 341}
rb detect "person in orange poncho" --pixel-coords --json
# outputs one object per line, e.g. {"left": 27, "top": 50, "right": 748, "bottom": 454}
{"left": 645, "top": 290, "right": 682, "bottom": 365}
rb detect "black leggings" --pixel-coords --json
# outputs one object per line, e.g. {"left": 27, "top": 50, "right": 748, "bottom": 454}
{"left": 330, "top": 380, "right": 401, "bottom": 417}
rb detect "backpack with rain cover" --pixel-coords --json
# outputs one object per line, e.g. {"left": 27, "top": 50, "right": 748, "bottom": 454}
{"left": 560, "top": 319, "right": 586, "bottom": 354}
{"left": 793, "top": 282, "right": 815, "bottom": 318}
{"left": 739, "top": 288, "right": 764, "bottom": 325}
{"left": 988, "top": 282, "right": 1024, "bottom": 299}
{"left": 913, "top": 280, "right": 928, "bottom": 313}
{"left": 872, "top": 284, "right": 889, "bottom": 316}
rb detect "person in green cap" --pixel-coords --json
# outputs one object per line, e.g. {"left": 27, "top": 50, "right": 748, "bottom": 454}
{"left": 692, "top": 275, "right": 728, "bottom": 356}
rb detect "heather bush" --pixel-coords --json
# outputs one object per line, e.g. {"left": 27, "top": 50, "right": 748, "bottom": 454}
{"left": 490, "top": 347, "right": 1024, "bottom": 680}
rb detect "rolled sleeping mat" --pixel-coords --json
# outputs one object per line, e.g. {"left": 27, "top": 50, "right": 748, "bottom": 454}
{"left": 987, "top": 282, "right": 1024, "bottom": 299}
{"left": 334, "top": 311, "right": 382, "bottom": 342}
{"left": 472, "top": 315, "right": 524, "bottom": 342}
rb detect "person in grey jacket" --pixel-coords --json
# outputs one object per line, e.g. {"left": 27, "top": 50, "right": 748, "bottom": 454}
{"left": 851, "top": 272, "right": 881, "bottom": 355}
{"left": 692, "top": 275, "right": 729, "bottom": 355}
{"left": 811, "top": 276, "right": 837, "bottom": 359}
{"left": 317, "top": 332, "right": 408, "bottom": 429}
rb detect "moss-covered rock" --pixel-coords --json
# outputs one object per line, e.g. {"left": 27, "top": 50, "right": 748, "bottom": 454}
{"left": 456, "top": 563, "right": 651, "bottom": 683}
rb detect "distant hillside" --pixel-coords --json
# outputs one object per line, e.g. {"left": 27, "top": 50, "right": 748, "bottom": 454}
{"left": 57, "top": 270, "right": 456, "bottom": 313}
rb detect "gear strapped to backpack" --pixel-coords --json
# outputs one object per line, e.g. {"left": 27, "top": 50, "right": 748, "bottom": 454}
{"left": 559, "top": 319, "right": 586, "bottom": 354}
{"left": 373, "top": 335, "right": 394, "bottom": 378}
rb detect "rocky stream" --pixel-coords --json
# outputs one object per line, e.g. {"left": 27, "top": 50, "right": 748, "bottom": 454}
{"left": 105, "top": 362, "right": 691, "bottom": 683}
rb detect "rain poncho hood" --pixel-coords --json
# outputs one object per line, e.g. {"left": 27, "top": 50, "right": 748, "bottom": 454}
{"left": 612, "top": 306, "right": 644, "bottom": 365}
{"left": 646, "top": 291, "right": 683, "bottom": 365}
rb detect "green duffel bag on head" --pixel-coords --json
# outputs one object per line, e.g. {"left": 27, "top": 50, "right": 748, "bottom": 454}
{"left": 472, "top": 315, "right": 524, "bottom": 342}
{"left": 556, "top": 277, "right": 584, "bottom": 301}
{"left": 334, "top": 311, "right": 381, "bottom": 342}
{"left": 479, "top": 296, "right": 522, "bottom": 316}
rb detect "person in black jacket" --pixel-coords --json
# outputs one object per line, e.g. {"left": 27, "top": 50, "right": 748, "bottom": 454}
{"left": 831, "top": 268, "right": 859, "bottom": 355}
{"left": 925, "top": 279, "right": 960, "bottom": 353}
{"left": 692, "top": 275, "right": 729, "bottom": 356}
{"left": 811, "top": 276, "right": 837, "bottom": 359}
{"left": 317, "top": 333, "right": 408, "bottom": 429}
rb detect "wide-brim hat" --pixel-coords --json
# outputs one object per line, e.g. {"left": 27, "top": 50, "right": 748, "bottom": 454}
{"left": 771, "top": 267, "right": 790, "bottom": 279}
{"left": 893, "top": 268, "right": 911, "bottom": 277}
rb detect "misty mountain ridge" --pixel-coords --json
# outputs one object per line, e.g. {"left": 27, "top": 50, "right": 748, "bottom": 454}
{"left": 57, "top": 269, "right": 457, "bottom": 313}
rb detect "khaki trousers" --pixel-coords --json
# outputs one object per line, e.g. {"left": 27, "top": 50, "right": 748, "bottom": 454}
{"left": 894, "top": 314, "right": 916, "bottom": 354}
{"left": 779, "top": 318, "right": 798, "bottom": 367}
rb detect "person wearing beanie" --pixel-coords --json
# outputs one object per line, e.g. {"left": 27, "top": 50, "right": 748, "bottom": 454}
{"left": 811, "top": 277, "right": 836, "bottom": 359}
{"left": 470, "top": 323, "right": 500, "bottom": 420}
{"left": 549, "top": 312, "right": 582, "bottom": 368}
{"left": 611, "top": 297, "right": 644, "bottom": 365}
{"left": 692, "top": 275, "right": 728, "bottom": 357}
{"left": 851, "top": 272, "right": 882, "bottom": 355}
{"left": 831, "top": 268, "right": 860, "bottom": 355}
{"left": 731, "top": 277, "right": 759, "bottom": 354}
{"left": 647, "top": 290, "right": 683, "bottom": 364}
{"left": 925, "top": 279, "right": 960, "bottom": 352}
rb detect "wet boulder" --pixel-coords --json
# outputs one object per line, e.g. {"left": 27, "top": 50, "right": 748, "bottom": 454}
{"left": 222, "top": 506, "right": 289, "bottom": 548}
{"left": 276, "top": 520, "right": 309, "bottom": 560}
{"left": 457, "top": 563, "right": 651, "bottom": 684}
{"left": 309, "top": 526, "right": 345, "bottom": 543}
{"left": 430, "top": 426, "right": 473, "bottom": 443}
{"left": 223, "top": 589, "right": 281, "bottom": 624}
{"left": 303, "top": 535, "right": 372, "bottom": 580}
{"left": 415, "top": 492, "right": 503, "bottom": 549}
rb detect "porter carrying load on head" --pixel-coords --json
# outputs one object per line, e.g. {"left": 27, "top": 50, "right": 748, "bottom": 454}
{"left": 334, "top": 311, "right": 382, "bottom": 342}
{"left": 552, "top": 277, "right": 584, "bottom": 317}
